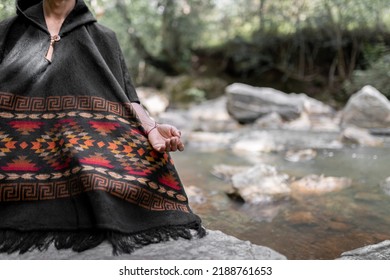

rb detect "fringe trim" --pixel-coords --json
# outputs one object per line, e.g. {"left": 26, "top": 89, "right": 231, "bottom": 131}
{"left": 0, "top": 222, "right": 206, "bottom": 255}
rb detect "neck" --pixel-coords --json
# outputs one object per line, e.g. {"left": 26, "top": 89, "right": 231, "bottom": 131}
{"left": 43, "top": 0, "right": 76, "bottom": 20}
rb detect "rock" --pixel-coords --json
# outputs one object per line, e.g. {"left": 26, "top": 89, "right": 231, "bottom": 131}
{"left": 338, "top": 240, "right": 390, "bottom": 260}
{"left": 186, "top": 185, "right": 207, "bottom": 204}
{"left": 186, "top": 132, "right": 236, "bottom": 151}
{"left": 226, "top": 83, "right": 303, "bottom": 123}
{"left": 211, "top": 164, "right": 251, "bottom": 182}
{"left": 225, "top": 83, "right": 335, "bottom": 125}
{"left": 379, "top": 177, "right": 390, "bottom": 196}
{"left": 266, "top": 130, "right": 343, "bottom": 150}
{"left": 308, "top": 115, "right": 341, "bottom": 132}
{"left": 252, "top": 112, "right": 284, "bottom": 129}
{"left": 340, "top": 126, "right": 383, "bottom": 147}
{"left": 188, "top": 97, "right": 241, "bottom": 132}
{"left": 282, "top": 112, "right": 312, "bottom": 130}
{"left": 0, "top": 230, "right": 286, "bottom": 260}
{"left": 284, "top": 149, "right": 317, "bottom": 162}
{"left": 229, "top": 164, "right": 291, "bottom": 205}
{"left": 136, "top": 87, "right": 169, "bottom": 116}
{"left": 341, "top": 85, "right": 390, "bottom": 129}
{"left": 294, "top": 93, "right": 335, "bottom": 116}
{"left": 290, "top": 174, "right": 352, "bottom": 195}
{"left": 231, "top": 131, "right": 284, "bottom": 154}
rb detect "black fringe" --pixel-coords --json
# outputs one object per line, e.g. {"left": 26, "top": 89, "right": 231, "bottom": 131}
{"left": 0, "top": 222, "right": 206, "bottom": 255}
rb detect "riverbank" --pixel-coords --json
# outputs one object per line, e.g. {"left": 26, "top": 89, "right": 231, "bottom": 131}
{"left": 145, "top": 83, "right": 390, "bottom": 259}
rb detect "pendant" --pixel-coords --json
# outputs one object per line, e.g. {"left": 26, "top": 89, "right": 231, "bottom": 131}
{"left": 45, "top": 35, "right": 61, "bottom": 62}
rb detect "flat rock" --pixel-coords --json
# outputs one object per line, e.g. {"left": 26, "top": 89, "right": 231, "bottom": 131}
{"left": 226, "top": 83, "right": 302, "bottom": 123}
{"left": 0, "top": 230, "right": 286, "bottom": 260}
{"left": 338, "top": 240, "right": 390, "bottom": 260}
{"left": 290, "top": 174, "right": 352, "bottom": 195}
{"left": 340, "top": 126, "right": 383, "bottom": 147}
{"left": 230, "top": 164, "right": 291, "bottom": 204}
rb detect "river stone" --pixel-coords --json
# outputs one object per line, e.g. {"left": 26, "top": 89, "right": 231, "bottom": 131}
{"left": 186, "top": 185, "right": 207, "bottom": 204}
{"left": 211, "top": 164, "right": 251, "bottom": 181}
{"left": 229, "top": 164, "right": 291, "bottom": 204}
{"left": 136, "top": 87, "right": 169, "bottom": 117}
{"left": 226, "top": 83, "right": 303, "bottom": 123}
{"left": 338, "top": 240, "right": 390, "bottom": 260}
{"left": 232, "top": 131, "right": 284, "bottom": 154}
{"left": 294, "top": 93, "right": 335, "bottom": 116}
{"left": 284, "top": 149, "right": 317, "bottom": 162}
{"left": 252, "top": 112, "right": 284, "bottom": 129}
{"left": 341, "top": 85, "right": 390, "bottom": 129}
{"left": 187, "top": 96, "right": 240, "bottom": 132}
{"left": 290, "top": 174, "right": 352, "bottom": 195}
{"left": 379, "top": 177, "right": 390, "bottom": 196}
{"left": 282, "top": 112, "right": 312, "bottom": 130}
{"left": 0, "top": 230, "right": 286, "bottom": 260}
{"left": 340, "top": 126, "right": 383, "bottom": 147}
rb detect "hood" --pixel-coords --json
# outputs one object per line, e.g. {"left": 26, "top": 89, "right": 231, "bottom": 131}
{"left": 16, "top": 0, "right": 96, "bottom": 35}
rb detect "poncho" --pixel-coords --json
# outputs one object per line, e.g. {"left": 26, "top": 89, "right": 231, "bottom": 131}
{"left": 0, "top": 0, "right": 204, "bottom": 254}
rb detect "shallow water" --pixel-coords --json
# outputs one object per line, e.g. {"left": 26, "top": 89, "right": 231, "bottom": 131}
{"left": 171, "top": 140, "right": 390, "bottom": 260}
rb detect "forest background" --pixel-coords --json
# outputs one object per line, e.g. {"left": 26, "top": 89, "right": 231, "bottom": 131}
{"left": 1, "top": 0, "right": 390, "bottom": 107}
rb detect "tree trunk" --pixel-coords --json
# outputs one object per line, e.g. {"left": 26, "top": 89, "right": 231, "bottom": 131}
{"left": 115, "top": 0, "right": 179, "bottom": 75}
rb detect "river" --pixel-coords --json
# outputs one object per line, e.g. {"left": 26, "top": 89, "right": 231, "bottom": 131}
{"left": 171, "top": 132, "right": 390, "bottom": 259}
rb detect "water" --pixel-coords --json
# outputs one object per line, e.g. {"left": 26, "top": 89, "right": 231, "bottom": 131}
{"left": 171, "top": 142, "right": 390, "bottom": 259}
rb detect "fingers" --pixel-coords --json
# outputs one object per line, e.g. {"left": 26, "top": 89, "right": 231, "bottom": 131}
{"left": 152, "top": 137, "right": 184, "bottom": 153}
{"left": 148, "top": 124, "right": 185, "bottom": 153}
{"left": 171, "top": 126, "right": 182, "bottom": 137}
{"left": 169, "top": 126, "right": 184, "bottom": 152}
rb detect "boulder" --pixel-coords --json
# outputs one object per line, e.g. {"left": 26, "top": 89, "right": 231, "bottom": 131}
{"left": 340, "top": 126, "right": 383, "bottom": 147}
{"left": 290, "top": 174, "right": 352, "bottom": 195}
{"left": 225, "top": 83, "right": 335, "bottom": 124}
{"left": 282, "top": 112, "right": 312, "bottom": 130}
{"left": 229, "top": 164, "right": 291, "bottom": 204}
{"left": 341, "top": 85, "right": 390, "bottom": 129}
{"left": 294, "top": 93, "right": 335, "bottom": 116}
{"left": 211, "top": 164, "right": 251, "bottom": 182}
{"left": 226, "top": 83, "right": 303, "bottom": 123}
{"left": 0, "top": 230, "right": 286, "bottom": 260}
{"left": 338, "top": 240, "right": 390, "bottom": 260}
{"left": 187, "top": 97, "right": 241, "bottom": 132}
{"left": 252, "top": 112, "right": 284, "bottom": 129}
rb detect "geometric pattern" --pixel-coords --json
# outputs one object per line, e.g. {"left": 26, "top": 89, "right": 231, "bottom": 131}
{"left": 0, "top": 92, "right": 189, "bottom": 212}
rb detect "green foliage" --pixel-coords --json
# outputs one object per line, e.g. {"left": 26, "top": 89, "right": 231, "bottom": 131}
{"left": 343, "top": 51, "right": 390, "bottom": 99}
{"left": 0, "top": 0, "right": 15, "bottom": 20}
{"left": 2, "top": 0, "right": 390, "bottom": 105}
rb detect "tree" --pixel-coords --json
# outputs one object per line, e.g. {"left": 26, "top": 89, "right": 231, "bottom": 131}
{"left": 110, "top": 0, "right": 214, "bottom": 75}
{"left": 0, "top": 0, "right": 15, "bottom": 20}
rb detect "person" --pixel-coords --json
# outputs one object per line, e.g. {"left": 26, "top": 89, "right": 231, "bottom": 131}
{"left": 0, "top": 0, "right": 205, "bottom": 255}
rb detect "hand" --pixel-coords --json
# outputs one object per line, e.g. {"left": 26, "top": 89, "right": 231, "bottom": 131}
{"left": 147, "top": 123, "right": 185, "bottom": 153}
